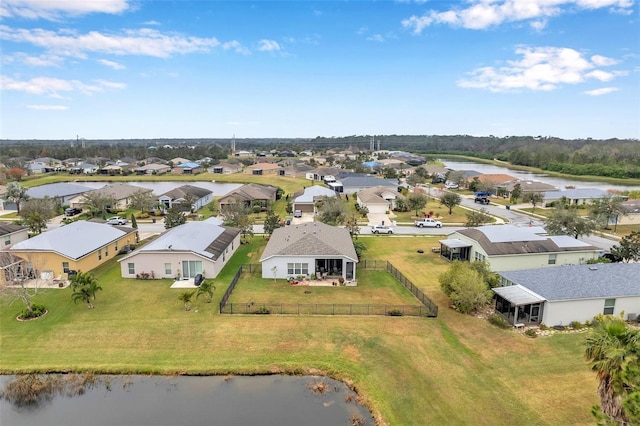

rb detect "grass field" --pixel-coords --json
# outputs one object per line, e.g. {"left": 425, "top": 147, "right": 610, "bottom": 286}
{"left": 0, "top": 234, "right": 598, "bottom": 425}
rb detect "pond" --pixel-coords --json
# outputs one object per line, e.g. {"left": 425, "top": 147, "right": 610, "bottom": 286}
{"left": 0, "top": 374, "right": 374, "bottom": 426}
{"left": 440, "top": 160, "right": 640, "bottom": 191}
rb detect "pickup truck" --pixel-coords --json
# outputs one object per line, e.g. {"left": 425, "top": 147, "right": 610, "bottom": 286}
{"left": 414, "top": 218, "right": 443, "bottom": 228}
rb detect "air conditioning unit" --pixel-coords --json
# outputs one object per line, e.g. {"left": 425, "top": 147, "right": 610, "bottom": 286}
{"left": 627, "top": 313, "right": 638, "bottom": 322}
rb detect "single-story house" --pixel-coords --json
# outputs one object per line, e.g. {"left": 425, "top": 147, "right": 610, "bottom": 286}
{"left": 69, "top": 163, "right": 99, "bottom": 174}
{"left": 170, "top": 157, "right": 192, "bottom": 165}
{"left": 292, "top": 185, "right": 337, "bottom": 214}
{"left": 499, "top": 180, "right": 558, "bottom": 198}
{"left": 305, "top": 167, "right": 342, "bottom": 183}
{"left": 172, "top": 162, "right": 203, "bottom": 175}
{"left": 26, "top": 183, "right": 90, "bottom": 205}
{"left": 439, "top": 225, "right": 602, "bottom": 271}
{"left": 243, "top": 163, "right": 285, "bottom": 176}
{"left": 118, "top": 219, "right": 240, "bottom": 280}
{"left": 209, "top": 162, "right": 242, "bottom": 174}
{"left": 218, "top": 184, "right": 279, "bottom": 211}
{"left": 157, "top": 185, "right": 213, "bottom": 212}
{"left": 357, "top": 186, "right": 404, "bottom": 214}
{"left": 134, "top": 163, "right": 171, "bottom": 175}
{"left": 0, "top": 223, "right": 29, "bottom": 248}
{"left": 4, "top": 221, "right": 137, "bottom": 284}
{"left": 338, "top": 175, "right": 398, "bottom": 195}
{"left": 476, "top": 174, "right": 518, "bottom": 186}
{"left": 493, "top": 263, "right": 640, "bottom": 326}
{"left": 234, "top": 150, "right": 254, "bottom": 157}
{"left": 619, "top": 199, "right": 640, "bottom": 226}
{"left": 69, "top": 183, "right": 153, "bottom": 210}
{"left": 260, "top": 222, "right": 358, "bottom": 281}
{"left": 542, "top": 188, "right": 621, "bottom": 206}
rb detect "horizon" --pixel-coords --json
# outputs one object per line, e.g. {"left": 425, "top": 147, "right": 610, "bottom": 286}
{"left": 1, "top": 1, "right": 639, "bottom": 140}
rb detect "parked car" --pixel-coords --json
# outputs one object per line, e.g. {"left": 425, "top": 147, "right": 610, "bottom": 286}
{"left": 293, "top": 210, "right": 302, "bottom": 218}
{"left": 65, "top": 207, "right": 82, "bottom": 216}
{"left": 371, "top": 225, "right": 393, "bottom": 234}
{"left": 414, "top": 218, "right": 443, "bottom": 228}
{"left": 106, "top": 216, "right": 127, "bottom": 225}
{"left": 444, "top": 181, "right": 459, "bottom": 189}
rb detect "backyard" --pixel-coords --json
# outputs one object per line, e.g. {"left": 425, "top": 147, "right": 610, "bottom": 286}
{"left": 0, "top": 234, "right": 598, "bottom": 425}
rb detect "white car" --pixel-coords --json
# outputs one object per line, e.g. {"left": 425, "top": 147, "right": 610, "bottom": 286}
{"left": 106, "top": 216, "right": 127, "bottom": 225}
{"left": 444, "top": 181, "right": 459, "bottom": 189}
{"left": 414, "top": 218, "right": 443, "bottom": 228}
{"left": 371, "top": 225, "right": 393, "bottom": 234}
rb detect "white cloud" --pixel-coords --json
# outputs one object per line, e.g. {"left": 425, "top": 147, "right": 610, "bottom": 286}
{"left": 0, "top": 75, "right": 125, "bottom": 96}
{"left": 367, "top": 34, "right": 385, "bottom": 42}
{"left": 97, "top": 58, "right": 125, "bottom": 70}
{"left": 27, "top": 104, "right": 68, "bottom": 110}
{"left": 591, "top": 54, "right": 619, "bottom": 66}
{"left": 222, "top": 40, "right": 250, "bottom": 55}
{"left": 1, "top": 0, "right": 130, "bottom": 20}
{"left": 0, "top": 26, "right": 222, "bottom": 59}
{"left": 258, "top": 39, "right": 281, "bottom": 52}
{"left": 94, "top": 79, "right": 126, "bottom": 89}
{"left": 457, "top": 46, "right": 625, "bottom": 92}
{"left": 143, "top": 20, "right": 160, "bottom": 26}
{"left": 402, "top": 0, "right": 634, "bottom": 33}
{"left": 584, "top": 87, "right": 619, "bottom": 95}
{"left": 3, "top": 52, "right": 63, "bottom": 67}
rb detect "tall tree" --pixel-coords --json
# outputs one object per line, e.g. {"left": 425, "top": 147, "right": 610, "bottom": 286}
{"left": 5, "top": 181, "right": 29, "bottom": 214}
{"left": 545, "top": 205, "right": 596, "bottom": 239}
{"left": 438, "top": 261, "right": 492, "bottom": 314}
{"left": 316, "top": 197, "right": 347, "bottom": 226}
{"left": 609, "top": 231, "right": 640, "bottom": 263}
{"left": 407, "top": 173, "right": 425, "bottom": 188}
{"left": 584, "top": 315, "right": 640, "bottom": 425}
{"left": 590, "top": 195, "right": 627, "bottom": 230}
{"left": 195, "top": 280, "right": 216, "bottom": 303}
{"left": 0, "top": 252, "right": 46, "bottom": 317}
{"left": 263, "top": 209, "right": 281, "bottom": 236}
{"left": 510, "top": 183, "right": 522, "bottom": 204}
{"left": 82, "top": 191, "right": 116, "bottom": 218}
{"left": 20, "top": 198, "right": 56, "bottom": 234}
{"left": 345, "top": 215, "right": 360, "bottom": 239}
{"left": 465, "top": 208, "right": 493, "bottom": 227}
{"left": 221, "top": 200, "right": 250, "bottom": 227}
{"left": 407, "top": 193, "right": 428, "bottom": 217}
{"left": 522, "top": 191, "right": 544, "bottom": 212}
{"left": 440, "top": 192, "right": 462, "bottom": 215}
{"left": 164, "top": 205, "right": 186, "bottom": 229}
{"left": 128, "top": 190, "right": 156, "bottom": 214}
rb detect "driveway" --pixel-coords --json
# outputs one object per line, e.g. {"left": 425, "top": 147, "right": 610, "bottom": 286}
{"left": 367, "top": 213, "right": 392, "bottom": 226}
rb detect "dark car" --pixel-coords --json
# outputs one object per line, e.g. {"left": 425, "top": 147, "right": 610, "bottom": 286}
{"left": 65, "top": 207, "right": 82, "bottom": 216}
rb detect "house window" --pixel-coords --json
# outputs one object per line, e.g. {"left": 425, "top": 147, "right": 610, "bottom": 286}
{"left": 231, "top": 241, "right": 234, "bottom": 250}
{"left": 474, "top": 253, "right": 486, "bottom": 262}
{"left": 548, "top": 254, "right": 557, "bottom": 265}
{"left": 222, "top": 252, "right": 226, "bottom": 262}
{"left": 182, "top": 260, "right": 203, "bottom": 278}
{"left": 128, "top": 263, "right": 135, "bottom": 275}
{"left": 603, "top": 299, "right": 615, "bottom": 315}
{"left": 105, "top": 246, "right": 109, "bottom": 257}
{"left": 164, "top": 263, "right": 172, "bottom": 276}
{"left": 4, "top": 236, "right": 10, "bottom": 246}
{"left": 62, "top": 262, "right": 70, "bottom": 273}
{"left": 115, "top": 241, "right": 119, "bottom": 252}
{"left": 287, "top": 263, "right": 309, "bottom": 276}
{"left": 98, "top": 249, "right": 102, "bottom": 260}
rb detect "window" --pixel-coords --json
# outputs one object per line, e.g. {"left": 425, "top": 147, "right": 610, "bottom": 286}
{"left": 105, "top": 246, "right": 109, "bottom": 257}
{"left": 4, "top": 236, "right": 10, "bottom": 246}
{"left": 182, "top": 260, "right": 202, "bottom": 278}
{"left": 231, "top": 241, "right": 234, "bottom": 250}
{"left": 222, "top": 252, "right": 226, "bottom": 262}
{"left": 604, "top": 299, "right": 615, "bottom": 315}
{"left": 62, "top": 262, "right": 70, "bottom": 273}
{"left": 115, "top": 241, "right": 119, "bottom": 251}
{"left": 128, "top": 263, "right": 135, "bottom": 275}
{"left": 164, "top": 263, "right": 172, "bottom": 276}
{"left": 548, "top": 254, "right": 557, "bottom": 265}
{"left": 98, "top": 249, "right": 102, "bottom": 260}
{"left": 474, "top": 252, "right": 485, "bottom": 262}
{"left": 287, "top": 263, "right": 309, "bottom": 276}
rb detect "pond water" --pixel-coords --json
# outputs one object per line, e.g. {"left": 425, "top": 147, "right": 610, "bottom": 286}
{"left": 0, "top": 374, "right": 374, "bottom": 426}
{"left": 441, "top": 160, "right": 640, "bottom": 191}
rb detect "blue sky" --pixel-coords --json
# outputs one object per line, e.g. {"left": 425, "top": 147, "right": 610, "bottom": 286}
{"left": 1, "top": 0, "right": 638, "bottom": 140}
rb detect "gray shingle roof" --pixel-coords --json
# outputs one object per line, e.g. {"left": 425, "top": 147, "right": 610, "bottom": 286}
{"left": 340, "top": 176, "right": 397, "bottom": 189}
{"left": 498, "top": 263, "right": 640, "bottom": 301}
{"left": 160, "top": 184, "right": 212, "bottom": 200}
{"left": 219, "top": 184, "right": 278, "bottom": 203}
{"left": 293, "top": 186, "right": 337, "bottom": 203}
{"left": 26, "top": 183, "right": 90, "bottom": 199}
{"left": 10, "top": 221, "right": 136, "bottom": 260}
{"left": 124, "top": 221, "right": 240, "bottom": 260}
{"left": 85, "top": 183, "right": 152, "bottom": 200}
{"left": 260, "top": 222, "right": 357, "bottom": 261}
{"left": 0, "top": 223, "right": 28, "bottom": 237}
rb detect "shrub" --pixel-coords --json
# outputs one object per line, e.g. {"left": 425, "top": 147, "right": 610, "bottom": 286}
{"left": 524, "top": 329, "right": 538, "bottom": 338}
{"left": 387, "top": 308, "right": 404, "bottom": 317}
{"left": 487, "top": 313, "right": 510, "bottom": 329}
{"left": 570, "top": 321, "right": 584, "bottom": 330}
{"left": 18, "top": 304, "right": 47, "bottom": 320}
{"left": 255, "top": 306, "right": 270, "bottom": 315}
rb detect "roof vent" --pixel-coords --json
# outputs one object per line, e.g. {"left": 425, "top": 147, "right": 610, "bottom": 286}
{"left": 589, "top": 266, "right": 598, "bottom": 271}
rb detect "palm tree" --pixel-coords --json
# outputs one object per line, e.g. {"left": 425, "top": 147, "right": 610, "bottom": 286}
{"left": 584, "top": 315, "right": 640, "bottom": 424}
{"left": 178, "top": 291, "right": 194, "bottom": 311}
{"left": 72, "top": 286, "right": 93, "bottom": 309}
{"left": 195, "top": 281, "right": 216, "bottom": 303}
{"left": 70, "top": 271, "right": 102, "bottom": 307}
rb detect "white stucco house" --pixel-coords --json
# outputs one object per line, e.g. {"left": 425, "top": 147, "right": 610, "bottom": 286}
{"left": 493, "top": 263, "right": 640, "bottom": 326}
{"left": 118, "top": 219, "right": 240, "bottom": 280}
{"left": 356, "top": 185, "right": 404, "bottom": 214}
{"left": 157, "top": 185, "right": 213, "bottom": 212}
{"left": 69, "top": 183, "right": 153, "bottom": 211}
{"left": 0, "top": 223, "right": 29, "bottom": 249}
{"left": 260, "top": 222, "right": 358, "bottom": 282}
{"left": 292, "top": 185, "right": 337, "bottom": 214}
{"left": 439, "top": 225, "right": 602, "bottom": 272}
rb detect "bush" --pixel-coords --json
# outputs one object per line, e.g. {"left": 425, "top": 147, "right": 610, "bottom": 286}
{"left": 570, "top": 321, "right": 584, "bottom": 329}
{"left": 387, "top": 308, "right": 404, "bottom": 316}
{"left": 255, "top": 306, "right": 270, "bottom": 315}
{"left": 18, "top": 304, "right": 47, "bottom": 320}
{"left": 524, "top": 329, "right": 538, "bottom": 338}
{"left": 487, "top": 313, "right": 510, "bottom": 329}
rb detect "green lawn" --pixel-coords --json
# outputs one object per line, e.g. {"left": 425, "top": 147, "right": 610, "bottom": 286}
{"left": 0, "top": 229, "right": 598, "bottom": 425}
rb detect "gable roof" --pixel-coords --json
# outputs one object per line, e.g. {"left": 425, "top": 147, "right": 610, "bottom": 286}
{"left": 293, "top": 186, "right": 337, "bottom": 203}
{"left": 260, "top": 222, "right": 357, "bottom": 261}
{"left": 358, "top": 186, "right": 402, "bottom": 205}
{"left": 0, "top": 223, "right": 28, "bottom": 237}
{"left": 120, "top": 220, "right": 240, "bottom": 261}
{"left": 455, "top": 225, "right": 598, "bottom": 256}
{"left": 497, "top": 263, "right": 640, "bottom": 301}
{"left": 159, "top": 184, "right": 212, "bottom": 201}
{"left": 542, "top": 188, "right": 611, "bottom": 201}
{"left": 10, "top": 221, "right": 136, "bottom": 260}
{"left": 26, "top": 183, "right": 89, "bottom": 199}
{"left": 84, "top": 183, "right": 152, "bottom": 200}
{"left": 477, "top": 174, "right": 517, "bottom": 185}
{"left": 246, "top": 163, "right": 282, "bottom": 171}
{"left": 219, "top": 183, "right": 278, "bottom": 203}
{"left": 340, "top": 176, "right": 397, "bottom": 189}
